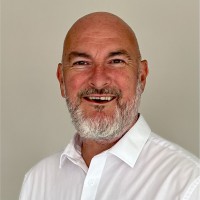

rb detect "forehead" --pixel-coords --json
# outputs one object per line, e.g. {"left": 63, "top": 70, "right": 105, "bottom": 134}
{"left": 64, "top": 28, "right": 137, "bottom": 59}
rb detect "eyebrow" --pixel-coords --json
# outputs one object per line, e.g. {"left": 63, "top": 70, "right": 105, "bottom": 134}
{"left": 107, "top": 49, "right": 132, "bottom": 60}
{"left": 67, "top": 51, "right": 91, "bottom": 61}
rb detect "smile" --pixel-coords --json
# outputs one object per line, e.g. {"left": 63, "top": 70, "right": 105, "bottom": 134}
{"left": 83, "top": 96, "right": 116, "bottom": 104}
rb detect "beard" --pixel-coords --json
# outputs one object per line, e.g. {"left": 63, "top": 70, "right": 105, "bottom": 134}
{"left": 65, "top": 81, "right": 142, "bottom": 143}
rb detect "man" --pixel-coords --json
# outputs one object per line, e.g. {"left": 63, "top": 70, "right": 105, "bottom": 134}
{"left": 20, "top": 12, "right": 200, "bottom": 200}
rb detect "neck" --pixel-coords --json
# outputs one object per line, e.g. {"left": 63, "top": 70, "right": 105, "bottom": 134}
{"left": 81, "top": 139, "right": 117, "bottom": 167}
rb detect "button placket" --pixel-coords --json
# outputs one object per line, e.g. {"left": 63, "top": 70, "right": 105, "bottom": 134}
{"left": 81, "top": 152, "right": 108, "bottom": 200}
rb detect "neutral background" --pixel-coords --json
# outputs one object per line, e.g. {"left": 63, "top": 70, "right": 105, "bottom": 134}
{"left": 1, "top": 0, "right": 199, "bottom": 199}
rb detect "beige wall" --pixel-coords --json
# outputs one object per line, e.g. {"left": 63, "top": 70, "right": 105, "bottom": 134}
{"left": 1, "top": 0, "right": 199, "bottom": 199}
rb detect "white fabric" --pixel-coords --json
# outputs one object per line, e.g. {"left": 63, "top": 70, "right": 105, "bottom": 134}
{"left": 19, "top": 116, "right": 200, "bottom": 200}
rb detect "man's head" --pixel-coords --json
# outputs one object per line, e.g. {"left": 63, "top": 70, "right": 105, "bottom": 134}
{"left": 57, "top": 12, "right": 148, "bottom": 143}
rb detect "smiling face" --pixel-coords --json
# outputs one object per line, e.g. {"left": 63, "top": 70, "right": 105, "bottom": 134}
{"left": 57, "top": 12, "right": 148, "bottom": 142}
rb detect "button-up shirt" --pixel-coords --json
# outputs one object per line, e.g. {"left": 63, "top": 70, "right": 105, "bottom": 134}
{"left": 19, "top": 116, "right": 200, "bottom": 200}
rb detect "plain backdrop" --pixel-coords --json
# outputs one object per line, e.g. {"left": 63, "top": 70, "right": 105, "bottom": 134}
{"left": 1, "top": 0, "right": 199, "bottom": 199}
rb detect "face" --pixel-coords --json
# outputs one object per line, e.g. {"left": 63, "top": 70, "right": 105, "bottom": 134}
{"left": 57, "top": 20, "right": 148, "bottom": 142}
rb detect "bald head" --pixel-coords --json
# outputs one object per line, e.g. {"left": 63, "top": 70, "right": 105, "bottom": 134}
{"left": 62, "top": 12, "right": 141, "bottom": 63}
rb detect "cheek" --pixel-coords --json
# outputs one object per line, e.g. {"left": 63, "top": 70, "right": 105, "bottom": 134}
{"left": 120, "top": 79, "right": 137, "bottom": 96}
{"left": 64, "top": 73, "right": 88, "bottom": 97}
{"left": 113, "top": 69, "right": 137, "bottom": 86}
{"left": 113, "top": 72, "right": 138, "bottom": 99}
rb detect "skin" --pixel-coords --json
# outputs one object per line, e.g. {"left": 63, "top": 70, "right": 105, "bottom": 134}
{"left": 57, "top": 12, "right": 148, "bottom": 166}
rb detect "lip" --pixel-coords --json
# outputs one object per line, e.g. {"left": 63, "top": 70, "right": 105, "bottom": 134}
{"left": 82, "top": 95, "right": 117, "bottom": 104}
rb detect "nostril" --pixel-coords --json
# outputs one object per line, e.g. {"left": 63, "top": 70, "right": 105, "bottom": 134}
{"left": 89, "top": 81, "right": 110, "bottom": 87}
{"left": 88, "top": 66, "right": 112, "bottom": 88}
{"left": 88, "top": 75, "right": 111, "bottom": 88}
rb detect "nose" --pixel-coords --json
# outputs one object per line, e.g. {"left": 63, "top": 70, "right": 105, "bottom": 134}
{"left": 88, "top": 65, "right": 111, "bottom": 89}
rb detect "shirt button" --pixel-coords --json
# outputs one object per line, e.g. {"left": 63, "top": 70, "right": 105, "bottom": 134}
{"left": 88, "top": 179, "right": 95, "bottom": 186}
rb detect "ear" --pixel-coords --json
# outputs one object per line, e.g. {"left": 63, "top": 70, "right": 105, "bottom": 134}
{"left": 57, "top": 63, "right": 66, "bottom": 98}
{"left": 139, "top": 60, "right": 149, "bottom": 92}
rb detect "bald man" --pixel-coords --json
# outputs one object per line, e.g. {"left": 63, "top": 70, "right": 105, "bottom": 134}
{"left": 20, "top": 12, "right": 200, "bottom": 200}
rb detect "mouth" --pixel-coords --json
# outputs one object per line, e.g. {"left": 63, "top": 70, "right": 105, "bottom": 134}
{"left": 83, "top": 96, "right": 116, "bottom": 104}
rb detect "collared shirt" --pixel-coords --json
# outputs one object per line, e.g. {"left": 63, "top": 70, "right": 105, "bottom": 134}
{"left": 19, "top": 116, "right": 200, "bottom": 200}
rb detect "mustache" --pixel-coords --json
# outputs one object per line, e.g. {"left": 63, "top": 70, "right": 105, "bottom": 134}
{"left": 78, "top": 87, "right": 122, "bottom": 98}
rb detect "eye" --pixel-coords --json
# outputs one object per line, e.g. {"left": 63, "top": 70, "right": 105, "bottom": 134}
{"left": 112, "top": 59, "right": 124, "bottom": 63}
{"left": 108, "top": 59, "right": 126, "bottom": 66}
{"left": 72, "top": 61, "right": 90, "bottom": 66}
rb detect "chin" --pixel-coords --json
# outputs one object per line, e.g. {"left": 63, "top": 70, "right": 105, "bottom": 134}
{"left": 83, "top": 106, "right": 116, "bottom": 118}
{"left": 80, "top": 132, "right": 124, "bottom": 145}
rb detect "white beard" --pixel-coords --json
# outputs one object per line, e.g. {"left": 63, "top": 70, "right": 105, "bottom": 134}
{"left": 66, "top": 81, "right": 142, "bottom": 142}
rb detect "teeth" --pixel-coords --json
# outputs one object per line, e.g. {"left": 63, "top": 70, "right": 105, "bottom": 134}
{"left": 88, "top": 96, "right": 113, "bottom": 101}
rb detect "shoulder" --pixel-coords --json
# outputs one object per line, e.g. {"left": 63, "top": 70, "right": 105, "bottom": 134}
{"left": 148, "top": 132, "right": 199, "bottom": 168}
{"left": 142, "top": 133, "right": 200, "bottom": 199}
{"left": 19, "top": 152, "right": 63, "bottom": 199}
{"left": 32, "top": 151, "right": 62, "bottom": 170}
{"left": 23, "top": 151, "right": 62, "bottom": 183}
{"left": 142, "top": 132, "right": 200, "bottom": 182}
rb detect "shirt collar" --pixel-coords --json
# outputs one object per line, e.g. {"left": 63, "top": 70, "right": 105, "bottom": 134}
{"left": 108, "top": 115, "right": 151, "bottom": 168}
{"left": 59, "top": 134, "right": 83, "bottom": 169}
{"left": 60, "top": 115, "right": 151, "bottom": 169}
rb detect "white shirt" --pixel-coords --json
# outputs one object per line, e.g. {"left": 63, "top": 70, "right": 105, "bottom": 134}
{"left": 19, "top": 116, "right": 200, "bottom": 200}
